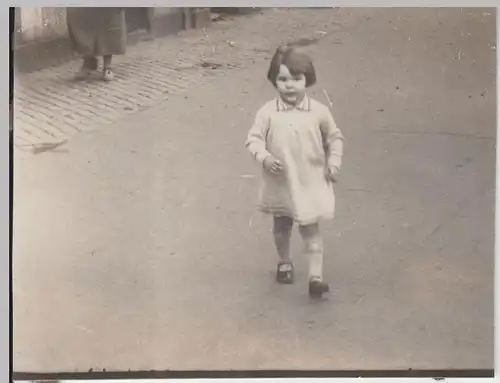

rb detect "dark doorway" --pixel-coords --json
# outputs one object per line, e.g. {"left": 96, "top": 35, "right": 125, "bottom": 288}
{"left": 125, "top": 7, "right": 151, "bottom": 33}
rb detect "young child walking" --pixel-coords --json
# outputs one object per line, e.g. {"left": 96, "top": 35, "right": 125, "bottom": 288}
{"left": 245, "top": 45, "right": 344, "bottom": 298}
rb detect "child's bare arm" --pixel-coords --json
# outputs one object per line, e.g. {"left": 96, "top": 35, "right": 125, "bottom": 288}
{"left": 245, "top": 108, "right": 273, "bottom": 165}
{"left": 320, "top": 107, "right": 344, "bottom": 180}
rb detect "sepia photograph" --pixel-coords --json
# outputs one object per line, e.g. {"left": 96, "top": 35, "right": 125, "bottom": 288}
{"left": 11, "top": 6, "right": 495, "bottom": 378}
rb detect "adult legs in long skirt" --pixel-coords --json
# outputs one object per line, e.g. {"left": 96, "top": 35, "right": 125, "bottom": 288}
{"left": 299, "top": 223, "right": 329, "bottom": 297}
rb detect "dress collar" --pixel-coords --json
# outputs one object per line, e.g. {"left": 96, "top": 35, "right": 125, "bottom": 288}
{"left": 276, "top": 94, "right": 311, "bottom": 112}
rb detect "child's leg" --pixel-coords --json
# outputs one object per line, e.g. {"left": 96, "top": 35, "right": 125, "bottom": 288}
{"left": 299, "top": 223, "right": 328, "bottom": 296}
{"left": 273, "top": 216, "right": 294, "bottom": 284}
{"left": 273, "top": 216, "right": 294, "bottom": 261}
{"left": 298, "top": 223, "right": 323, "bottom": 281}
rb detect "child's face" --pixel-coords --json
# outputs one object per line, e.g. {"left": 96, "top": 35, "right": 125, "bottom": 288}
{"left": 276, "top": 64, "right": 306, "bottom": 105}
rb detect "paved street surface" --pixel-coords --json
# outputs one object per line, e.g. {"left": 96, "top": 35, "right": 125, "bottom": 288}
{"left": 13, "top": 8, "right": 495, "bottom": 372}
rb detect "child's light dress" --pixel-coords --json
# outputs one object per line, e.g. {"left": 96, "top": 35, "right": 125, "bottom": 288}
{"left": 245, "top": 95, "right": 344, "bottom": 226}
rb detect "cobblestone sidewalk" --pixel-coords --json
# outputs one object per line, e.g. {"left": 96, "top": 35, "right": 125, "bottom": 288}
{"left": 13, "top": 8, "right": 345, "bottom": 153}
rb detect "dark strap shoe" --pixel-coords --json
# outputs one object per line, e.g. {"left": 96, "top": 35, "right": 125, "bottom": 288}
{"left": 276, "top": 261, "right": 294, "bottom": 284}
{"left": 309, "top": 277, "right": 329, "bottom": 298}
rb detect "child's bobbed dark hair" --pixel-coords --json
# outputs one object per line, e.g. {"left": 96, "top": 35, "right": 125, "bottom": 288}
{"left": 267, "top": 45, "right": 317, "bottom": 88}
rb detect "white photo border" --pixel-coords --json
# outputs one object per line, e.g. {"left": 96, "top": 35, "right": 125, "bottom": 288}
{"left": 8, "top": 2, "right": 499, "bottom": 383}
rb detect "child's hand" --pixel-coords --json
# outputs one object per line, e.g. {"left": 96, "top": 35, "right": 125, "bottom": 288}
{"left": 326, "top": 166, "right": 340, "bottom": 183}
{"left": 263, "top": 155, "right": 284, "bottom": 175}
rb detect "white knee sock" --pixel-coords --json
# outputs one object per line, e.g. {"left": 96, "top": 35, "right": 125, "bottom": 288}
{"left": 305, "top": 237, "right": 323, "bottom": 280}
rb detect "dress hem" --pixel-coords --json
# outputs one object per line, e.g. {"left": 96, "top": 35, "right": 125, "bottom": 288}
{"left": 257, "top": 206, "right": 334, "bottom": 226}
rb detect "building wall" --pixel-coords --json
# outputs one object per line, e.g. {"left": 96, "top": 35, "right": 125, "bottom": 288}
{"left": 18, "top": 7, "right": 68, "bottom": 44}
{"left": 13, "top": 7, "right": 211, "bottom": 72}
{"left": 15, "top": 7, "right": 192, "bottom": 46}
{"left": 153, "top": 7, "right": 182, "bottom": 16}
